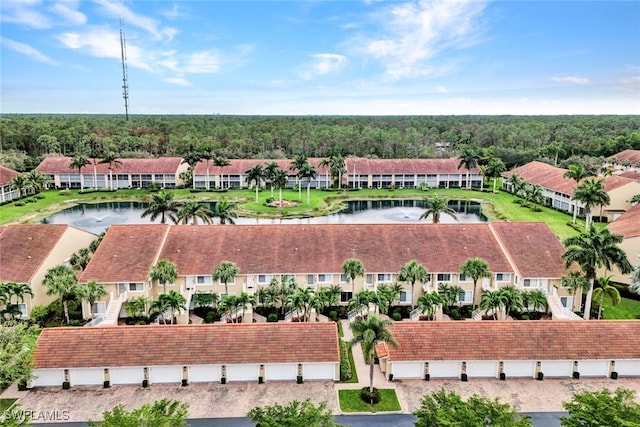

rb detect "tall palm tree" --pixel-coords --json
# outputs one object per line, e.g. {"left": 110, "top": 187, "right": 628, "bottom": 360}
{"left": 484, "top": 157, "right": 506, "bottom": 193}
{"left": 150, "top": 259, "right": 179, "bottom": 294}
{"left": 98, "top": 152, "right": 122, "bottom": 190}
{"left": 319, "top": 155, "right": 346, "bottom": 188}
{"left": 479, "top": 290, "right": 508, "bottom": 320}
{"left": 290, "top": 154, "right": 308, "bottom": 200}
{"left": 263, "top": 161, "right": 279, "bottom": 197}
{"left": 2, "top": 282, "right": 34, "bottom": 319}
{"left": 43, "top": 264, "right": 78, "bottom": 324}
{"left": 375, "top": 284, "right": 395, "bottom": 315}
{"left": 416, "top": 292, "right": 446, "bottom": 320}
{"left": 297, "top": 162, "right": 318, "bottom": 205}
{"left": 457, "top": 145, "right": 481, "bottom": 189}
{"left": 439, "top": 284, "right": 465, "bottom": 309}
{"left": 419, "top": 196, "right": 458, "bottom": 224}
{"left": 141, "top": 191, "right": 180, "bottom": 224}
{"left": 592, "top": 275, "right": 621, "bottom": 320}
{"left": 563, "top": 226, "right": 632, "bottom": 320}
{"left": 349, "top": 315, "right": 397, "bottom": 394}
{"left": 69, "top": 247, "right": 92, "bottom": 272}
{"left": 69, "top": 154, "right": 90, "bottom": 190}
{"left": 236, "top": 291, "right": 255, "bottom": 323}
{"left": 497, "top": 286, "right": 523, "bottom": 316}
{"left": 507, "top": 173, "right": 526, "bottom": 198}
{"left": 181, "top": 150, "right": 201, "bottom": 189}
{"left": 272, "top": 168, "right": 289, "bottom": 206}
{"left": 523, "top": 183, "right": 545, "bottom": 206}
{"left": 521, "top": 289, "right": 547, "bottom": 314}
{"left": 10, "top": 174, "right": 29, "bottom": 199}
{"left": 200, "top": 149, "right": 215, "bottom": 190}
{"left": 212, "top": 199, "right": 238, "bottom": 224}
{"left": 245, "top": 164, "right": 265, "bottom": 203}
{"left": 564, "top": 163, "right": 595, "bottom": 224}
{"left": 153, "top": 290, "right": 187, "bottom": 324}
{"left": 219, "top": 294, "right": 239, "bottom": 322}
{"left": 79, "top": 280, "right": 107, "bottom": 318}
{"left": 572, "top": 178, "right": 610, "bottom": 230}
{"left": 213, "top": 156, "right": 231, "bottom": 189}
{"left": 212, "top": 261, "right": 239, "bottom": 296}
{"left": 561, "top": 271, "right": 589, "bottom": 313}
{"left": 460, "top": 257, "right": 491, "bottom": 309}
{"left": 342, "top": 258, "right": 365, "bottom": 297}
{"left": 398, "top": 260, "right": 428, "bottom": 309}
{"left": 26, "top": 170, "right": 49, "bottom": 194}
{"left": 176, "top": 201, "right": 213, "bottom": 225}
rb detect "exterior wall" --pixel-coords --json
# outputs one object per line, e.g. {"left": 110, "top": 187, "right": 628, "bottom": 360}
{"left": 603, "top": 183, "right": 640, "bottom": 220}
{"left": 70, "top": 368, "right": 104, "bottom": 386}
{"left": 604, "top": 236, "right": 639, "bottom": 286}
{"left": 31, "top": 369, "right": 64, "bottom": 387}
{"left": 0, "top": 184, "right": 20, "bottom": 202}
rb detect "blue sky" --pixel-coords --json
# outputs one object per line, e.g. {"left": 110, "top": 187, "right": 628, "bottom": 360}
{"left": 1, "top": 0, "right": 639, "bottom": 115}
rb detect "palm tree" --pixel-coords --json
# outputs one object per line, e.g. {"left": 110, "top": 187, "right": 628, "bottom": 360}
{"left": 141, "top": 191, "right": 180, "bottom": 224}
{"left": 69, "top": 247, "right": 92, "bottom": 272}
{"left": 561, "top": 271, "right": 589, "bottom": 313}
{"left": 212, "top": 261, "right": 239, "bottom": 296}
{"left": 631, "top": 194, "right": 640, "bottom": 205}
{"left": 439, "top": 284, "right": 465, "bottom": 309}
{"left": 507, "top": 173, "right": 526, "bottom": 198}
{"left": 419, "top": 196, "right": 458, "bottom": 224}
{"left": 523, "top": 183, "right": 545, "bottom": 206}
{"left": 563, "top": 226, "right": 632, "bottom": 320}
{"left": 416, "top": 292, "right": 446, "bottom": 320}
{"left": 212, "top": 199, "right": 238, "bottom": 224}
{"left": 2, "top": 282, "right": 34, "bottom": 319}
{"left": 272, "top": 168, "right": 289, "bottom": 207}
{"left": 193, "top": 291, "right": 218, "bottom": 309}
{"left": 375, "top": 284, "right": 395, "bottom": 315}
{"left": 479, "top": 290, "right": 507, "bottom": 320}
{"left": 79, "top": 280, "right": 107, "bottom": 318}
{"left": 592, "top": 276, "right": 621, "bottom": 320}
{"left": 457, "top": 145, "right": 481, "bottom": 189}
{"left": 176, "top": 201, "right": 213, "bottom": 225}
{"left": 497, "top": 286, "right": 523, "bottom": 316}
{"left": 572, "top": 178, "right": 610, "bottom": 230}
{"left": 342, "top": 258, "right": 365, "bottom": 297}
{"left": 263, "top": 161, "right": 279, "bottom": 197}
{"left": 98, "top": 152, "right": 122, "bottom": 190}
{"left": 297, "top": 162, "right": 318, "bottom": 205}
{"left": 564, "top": 163, "right": 595, "bottom": 224}
{"left": 460, "top": 257, "right": 491, "bottom": 309}
{"left": 200, "top": 149, "right": 215, "bottom": 190}
{"left": 153, "top": 290, "right": 187, "bottom": 324}
{"left": 349, "top": 315, "right": 397, "bottom": 394}
{"left": 236, "top": 291, "right": 254, "bottom": 323}
{"left": 319, "top": 155, "right": 346, "bottom": 188}
{"left": 398, "top": 260, "right": 428, "bottom": 309}
{"left": 213, "top": 156, "right": 231, "bottom": 189}
{"left": 219, "top": 294, "right": 239, "bottom": 322}
{"left": 10, "top": 174, "right": 29, "bottom": 199}
{"left": 484, "top": 157, "right": 506, "bottom": 193}
{"left": 69, "top": 154, "right": 90, "bottom": 190}
{"left": 181, "top": 150, "right": 201, "bottom": 189}
{"left": 245, "top": 164, "right": 265, "bottom": 203}
{"left": 150, "top": 259, "right": 179, "bottom": 294}
{"left": 290, "top": 154, "right": 308, "bottom": 200}
{"left": 26, "top": 170, "right": 49, "bottom": 193}
{"left": 43, "top": 264, "right": 78, "bottom": 324}
{"left": 521, "top": 289, "right": 547, "bottom": 315}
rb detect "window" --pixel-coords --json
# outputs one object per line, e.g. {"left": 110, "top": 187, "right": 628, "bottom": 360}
{"left": 458, "top": 290, "right": 473, "bottom": 303}
{"left": 92, "top": 302, "right": 106, "bottom": 315}
{"left": 258, "top": 274, "right": 272, "bottom": 284}
{"left": 377, "top": 273, "right": 392, "bottom": 283}
{"left": 523, "top": 279, "right": 538, "bottom": 288}
{"left": 307, "top": 275, "right": 315, "bottom": 285}
{"left": 399, "top": 291, "right": 412, "bottom": 304}
{"left": 437, "top": 273, "right": 451, "bottom": 282}
{"left": 317, "top": 274, "right": 332, "bottom": 283}
{"left": 129, "top": 283, "right": 144, "bottom": 292}
{"left": 496, "top": 273, "right": 511, "bottom": 282}
{"left": 197, "top": 276, "right": 212, "bottom": 285}
{"left": 458, "top": 273, "right": 472, "bottom": 282}
{"left": 340, "top": 273, "right": 349, "bottom": 283}
{"left": 340, "top": 291, "right": 352, "bottom": 303}
{"left": 366, "top": 274, "right": 373, "bottom": 284}
{"left": 16, "top": 303, "right": 27, "bottom": 318}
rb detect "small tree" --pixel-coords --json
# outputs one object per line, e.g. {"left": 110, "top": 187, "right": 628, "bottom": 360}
{"left": 460, "top": 257, "right": 491, "bottom": 309}
{"left": 43, "top": 264, "right": 78, "bottom": 324}
{"left": 247, "top": 399, "right": 341, "bottom": 427}
{"left": 414, "top": 389, "right": 533, "bottom": 427}
{"left": 88, "top": 399, "right": 188, "bottom": 427}
{"left": 398, "top": 260, "right": 429, "bottom": 309}
{"left": 150, "top": 259, "right": 179, "bottom": 294}
{"left": 212, "top": 261, "right": 239, "bottom": 296}
{"left": 342, "top": 258, "right": 365, "bottom": 297}
{"left": 560, "top": 388, "right": 640, "bottom": 427}
{"left": 79, "top": 280, "right": 107, "bottom": 318}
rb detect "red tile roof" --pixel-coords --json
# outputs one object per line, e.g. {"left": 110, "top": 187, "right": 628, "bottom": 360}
{"left": 608, "top": 204, "right": 640, "bottom": 239}
{"left": 602, "top": 175, "right": 637, "bottom": 193}
{"left": 382, "top": 321, "right": 640, "bottom": 361}
{"left": 0, "top": 224, "right": 70, "bottom": 283}
{"left": 157, "top": 223, "right": 513, "bottom": 276}
{"left": 490, "top": 222, "right": 569, "bottom": 278}
{"left": 33, "top": 323, "right": 339, "bottom": 368}
{"left": 619, "top": 171, "right": 640, "bottom": 181}
{"left": 79, "top": 224, "right": 170, "bottom": 284}
{"left": 0, "top": 165, "right": 19, "bottom": 186}
{"left": 36, "top": 157, "right": 184, "bottom": 174}
{"left": 608, "top": 150, "right": 640, "bottom": 165}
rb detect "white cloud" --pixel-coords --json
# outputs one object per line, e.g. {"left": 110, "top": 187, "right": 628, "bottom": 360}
{"left": 93, "top": 0, "right": 165, "bottom": 40}
{"left": 355, "top": 0, "right": 488, "bottom": 80}
{"left": 550, "top": 76, "right": 590, "bottom": 84}
{"left": 0, "top": 0, "right": 51, "bottom": 29}
{"left": 437, "top": 86, "right": 448, "bottom": 93}
{"left": 50, "top": 1, "right": 86, "bottom": 25}
{"left": 164, "top": 76, "right": 191, "bottom": 87}
{"left": 619, "top": 76, "right": 640, "bottom": 91}
{"left": 299, "top": 53, "right": 348, "bottom": 80}
{"left": 161, "top": 4, "right": 184, "bottom": 20}
{"left": 182, "top": 51, "right": 221, "bottom": 74}
{"left": 1, "top": 37, "right": 57, "bottom": 64}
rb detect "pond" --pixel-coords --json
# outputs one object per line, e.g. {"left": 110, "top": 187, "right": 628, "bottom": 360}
{"left": 41, "top": 199, "right": 486, "bottom": 234}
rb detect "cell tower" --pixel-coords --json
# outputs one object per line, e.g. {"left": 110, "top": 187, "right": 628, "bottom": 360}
{"left": 119, "top": 20, "right": 130, "bottom": 121}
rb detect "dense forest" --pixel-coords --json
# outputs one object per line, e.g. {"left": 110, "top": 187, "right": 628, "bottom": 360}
{"left": 1, "top": 114, "right": 639, "bottom": 171}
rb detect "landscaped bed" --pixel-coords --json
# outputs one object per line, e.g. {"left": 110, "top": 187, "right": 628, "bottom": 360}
{"left": 338, "top": 389, "right": 401, "bottom": 413}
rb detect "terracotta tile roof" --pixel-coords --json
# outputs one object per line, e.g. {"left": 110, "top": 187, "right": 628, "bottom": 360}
{"left": 194, "top": 157, "right": 477, "bottom": 176}
{"left": 0, "top": 165, "right": 19, "bottom": 186}
{"left": 33, "top": 323, "right": 339, "bottom": 368}
{"left": 503, "top": 161, "right": 576, "bottom": 195}
{"left": 608, "top": 204, "right": 640, "bottom": 239}
{"left": 382, "top": 321, "right": 640, "bottom": 361}
{"left": 36, "top": 157, "right": 184, "bottom": 175}
{"left": 0, "top": 224, "right": 70, "bottom": 283}
{"left": 157, "top": 223, "right": 513, "bottom": 276}
{"left": 619, "top": 171, "right": 640, "bottom": 181}
{"left": 602, "top": 175, "right": 637, "bottom": 192}
{"left": 490, "top": 222, "right": 569, "bottom": 278}
{"left": 79, "top": 224, "right": 170, "bottom": 284}
{"left": 608, "top": 150, "right": 640, "bottom": 165}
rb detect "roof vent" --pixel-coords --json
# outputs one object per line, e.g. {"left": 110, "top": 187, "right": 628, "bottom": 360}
{"left": 27, "top": 255, "right": 31, "bottom": 259}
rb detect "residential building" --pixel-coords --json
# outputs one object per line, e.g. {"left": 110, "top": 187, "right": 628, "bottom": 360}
{"left": 376, "top": 321, "right": 640, "bottom": 380}
{"left": 503, "top": 161, "right": 640, "bottom": 222}
{"left": 606, "top": 149, "right": 640, "bottom": 172}
{"left": 0, "top": 224, "right": 97, "bottom": 318}
{"left": 78, "top": 222, "right": 577, "bottom": 324}
{"left": 35, "top": 157, "right": 188, "bottom": 189}
{"left": 607, "top": 204, "right": 640, "bottom": 286}
{"left": 30, "top": 323, "right": 340, "bottom": 387}
{"left": 0, "top": 165, "right": 20, "bottom": 202}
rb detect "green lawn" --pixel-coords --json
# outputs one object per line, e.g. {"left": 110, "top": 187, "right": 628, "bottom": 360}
{"left": 603, "top": 297, "right": 640, "bottom": 320}
{"left": 338, "top": 389, "right": 401, "bottom": 413}
{"left": 0, "top": 398, "right": 17, "bottom": 413}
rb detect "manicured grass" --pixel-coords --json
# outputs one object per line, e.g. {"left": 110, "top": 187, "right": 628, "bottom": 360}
{"left": 602, "top": 297, "right": 640, "bottom": 320}
{"left": 338, "top": 389, "right": 401, "bottom": 413}
{"left": 0, "top": 398, "right": 17, "bottom": 412}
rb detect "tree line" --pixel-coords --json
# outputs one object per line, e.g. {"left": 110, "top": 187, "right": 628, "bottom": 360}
{"left": 1, "top": 114, "right": 639, "bottom": 171}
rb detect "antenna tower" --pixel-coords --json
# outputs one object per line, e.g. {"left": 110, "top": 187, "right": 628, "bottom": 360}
{"left": 119, "top": 20, "right": 130, "bottom": 120}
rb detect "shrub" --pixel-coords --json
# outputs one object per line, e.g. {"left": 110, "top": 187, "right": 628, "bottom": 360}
{"left": 391, "top": 311, "right": 402, "bottom": 321}
{"left": 360, "top": 387, "right": 381, "bottom": 404}
{"left": 449, "top": 308, "right": 462, "bottom": 320}
{"left": 59, "top": 189, "right": 71, "bottom": 196}
{"left": 521, "top": 314, "right": 530, "bottom": 320}
{"left": 206, "top": 311, "right": 217, "bottom": 323}
{"left": 29, "top": 304, "right": 49, "bottom": 326}
{"left": 328, "top": 310, "right": 338, "bottom": 321}
{"left": 14, "top": 201, "right": 25, "bottom": 206}
{"left": 267, "top": 313, "right": 279, "bottom": 322}
{"left": 340, "top": 341, "right": 352, "bottom": 381}
{"left": 35, "top": 194, "right": 45, "bottom": 199}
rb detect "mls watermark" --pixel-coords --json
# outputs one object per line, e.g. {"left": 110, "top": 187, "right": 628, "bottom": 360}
{"left": 2, "top": 408, "right": 71, "bottom": 422}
